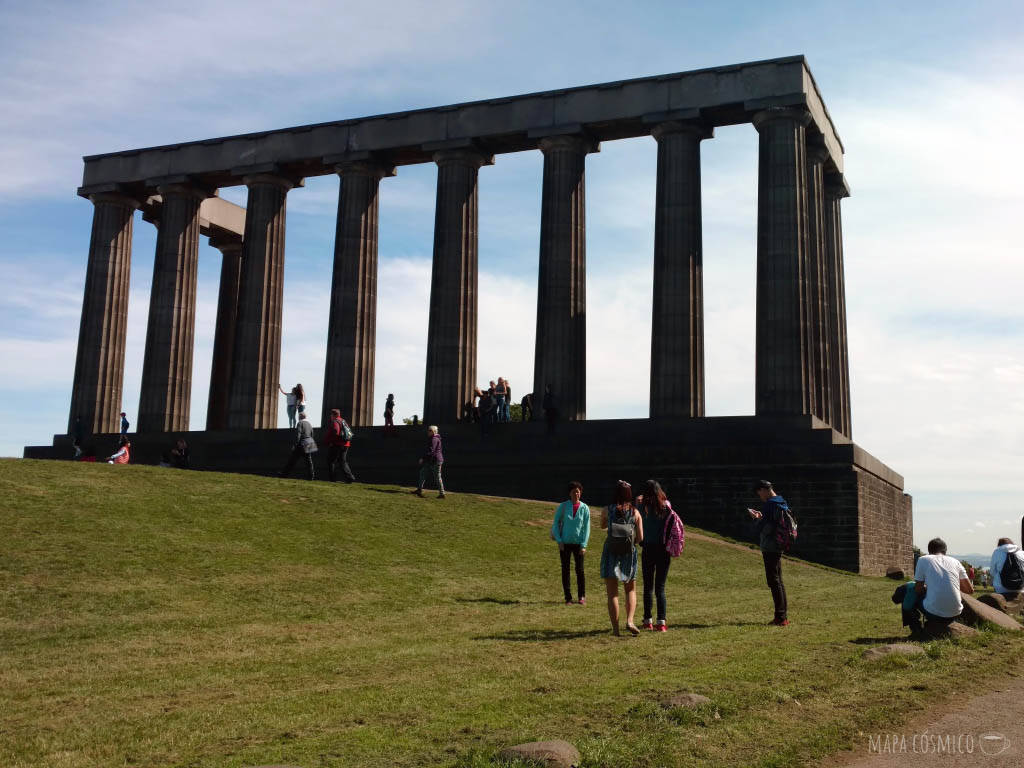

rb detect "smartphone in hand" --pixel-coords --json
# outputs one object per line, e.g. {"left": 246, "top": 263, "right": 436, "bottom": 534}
{"left": 747, "top": 508, "right": 762, "bottom": 519}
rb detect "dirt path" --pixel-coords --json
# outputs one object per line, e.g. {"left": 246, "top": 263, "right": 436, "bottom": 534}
{"left": 822, "top": 671, "right": 1024, "bottom": 767}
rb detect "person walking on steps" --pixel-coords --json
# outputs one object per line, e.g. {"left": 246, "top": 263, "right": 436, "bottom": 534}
{"left": 748, "top": 480, "right": 790, "bottom": 626}
{"left": 280, "top": 411, "right": 317, "bottom": 480}
{"left": 413, "top": 425, "right": 445, "bottom": 498}
{"left": 600, "top": 480, "right": 644, "bottom": 636}
{"left": 551, "top": 481, "right": 590, "bottom": 605}
{"left": 324, "top": 408, "right": 356, "bottom": 483}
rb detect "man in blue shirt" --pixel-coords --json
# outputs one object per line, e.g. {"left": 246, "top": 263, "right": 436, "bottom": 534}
{"left": 748, "top": 480, "right": 789, "bottom": 626}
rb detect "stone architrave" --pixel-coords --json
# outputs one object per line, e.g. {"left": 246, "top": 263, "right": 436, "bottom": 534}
{"left": 206, "top": 237, "right": 243, "bottom": 430}
{"left": 68, "top": 192, "right": 138, "bottom": 435}
{"left": 649, "top": 121, "right": 711, "bottom": 419}
{"left": 322, "top": 161, "right": 393, "bottom": 427}
{"left": 422, "top": 148, "right": 489, "bottom": 425}
{"left": 824, "top": 173, "right": 852, "bottom": 437}
{"left": 533, "top": 135, "right": 594, "bottom": 422}
{"left": 226, "top": 173, "right": 296, "bottom": 429}
{"left": 753, "top": 107, "right": 813, "bottom": 417}
{"left": 805, "top": 139, "right": 832, "bottom": 424}
{"left": 137, "top": 183, "right": 210, "bottom": 432}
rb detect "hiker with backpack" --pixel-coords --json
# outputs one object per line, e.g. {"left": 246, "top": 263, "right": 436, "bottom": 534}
{"left": 600, "top": 480, "right": 644, "bottom": 636}
{"left": 636, "top": 480, "right": 685, "bottom": 632}
{"left": 747, "top": 479, "right": 795, "bottom": 626}
{"left": 324, "top": 408, "right": 356, "bottom": 483}
{"left": 990, "top": 538, "right": 1024, "bottom": 598}
{"left": 551, "top": 481, "right": 591, "bottom": 605}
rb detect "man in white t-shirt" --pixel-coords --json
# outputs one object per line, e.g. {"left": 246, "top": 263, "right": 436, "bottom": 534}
{"left": 990, "top": 538, "right": 1024, "bottom": 597}
{"left": 906, "top": 537, "right": 973, "bottom": 634}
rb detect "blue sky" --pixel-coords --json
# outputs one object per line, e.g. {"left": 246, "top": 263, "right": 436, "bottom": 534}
{"left": 1, "top": 1, "right": 1022, "bottom": 554}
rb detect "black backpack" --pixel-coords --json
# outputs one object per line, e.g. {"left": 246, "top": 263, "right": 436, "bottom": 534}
{"left": 1000, "top": 547, "right": 1024, "bottom": 592}
{"left": 607, "top": 505, "right": 636, "bottom": 555}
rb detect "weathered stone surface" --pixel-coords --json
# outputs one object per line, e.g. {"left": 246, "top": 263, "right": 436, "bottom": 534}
{"left": 978, "top": 593, "right": 1009, "bottom": 612}
{"left": 206, "top": 238, "right": 243, "bottom": 430}
{"left": 824, "top": 174, "right": 851, "bottom": 437}
{"left": 960, "top": 594, "right": 1023, "bottom": 631}
{"left": 497, "top": 740, "right": 580, "bottom": 767}
{"left": 925, "top": 620, "right": 979, "bottom": 639}
{"left": 662, "top": 692, "right": 712, "bottom": 709}
{"left": 862, "top": 643, "right": 925, "bottom": 661}
{"left": 885, "top": 567, "right": 906, "bottom": 580}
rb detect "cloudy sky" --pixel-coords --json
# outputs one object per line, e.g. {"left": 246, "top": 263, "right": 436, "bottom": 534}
{"left": 1, "top": 1, "right": 1021, "bottom": 554}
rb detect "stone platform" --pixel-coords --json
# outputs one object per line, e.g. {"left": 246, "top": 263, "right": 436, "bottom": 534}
{"left": 25, "top": 414, "right": 912, "bottom": 575}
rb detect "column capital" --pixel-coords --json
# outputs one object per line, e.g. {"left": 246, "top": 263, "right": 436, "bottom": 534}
{"left": 751, "top": 106, "right": 812, "bottom": 131}
{"left": 333, "top": 160, "right": 396, "bottom": 178}
{"left": 825, "top": 173, "right": 851, "bottom": 200}
{"left": 806, "top": 136, "right": 830, "bottom": 166}
{"left": 650, "top": 120, "right": 713, "bottom": 142}
{"left": 209, "top": 235, "right": 244, "bottom": 255}
{"left": 156, "top": 181, "right": 215, "bottom": 202}
{"left": 537, "top": 133, "right": 599, "bottom": 155}
{"left": 431, "top": 147, "right": 493, "bottom": 168}
{"left": 230, "top": 163, "right": 304, "bottom": 190}
{"left": 87, "top": 191, "right": 141, "bottom": 209}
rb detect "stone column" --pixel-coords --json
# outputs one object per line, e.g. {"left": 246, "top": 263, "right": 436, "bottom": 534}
{"left": 649, "top": 121, "right": 711, "bottom": 419}
{"left": 226, "top": 173, "right": 296, "bottom": 429}
{"left": 533, "top": 135, "right": 594, "bottom": 422}
{"left": 322, "top": 161, "right": 393, "bottom": 427}
{"left": 69, "top": 193, "right": 138, "bottom": 435}
{"left": 825, "top": 173, "right": 852, "bottom": 437}
{"left": 805, "top": 139, "right": 832, "bottom": 424}
{"left": 753, "top": 107, "right": 813, "bottom": 417}
{"left": 423, "top": 149, "right": 489, "bottom": 425}
{"left": 137, "top": 183, "right": 210, "bottom": 432}
{"left": 206, "top": 237, "right": 243, "bottom": 430}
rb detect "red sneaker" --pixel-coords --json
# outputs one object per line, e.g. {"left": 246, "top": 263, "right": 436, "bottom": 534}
{"left": 771, "top": 618, "right": 789, "bottom": 627}
{"left": 641, "top": 620, "right": 654, "bottom": 631}
{"left": 656, "top": 624, "right": 668, "bottom": 632}
{"left": 578, "top": 597, "right": 586, "bottom": 606}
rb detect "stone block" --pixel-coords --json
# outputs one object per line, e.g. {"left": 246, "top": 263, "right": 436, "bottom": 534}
{"left": 960, "top": 594, "right": 1022, "bottom": 631}
{"left": 498, "top": 740, "right": 580, "bottom": 767}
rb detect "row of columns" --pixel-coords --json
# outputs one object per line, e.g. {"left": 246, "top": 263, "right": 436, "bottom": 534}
{"left": 68, "top": 106, "right": 852, "bottom": 439}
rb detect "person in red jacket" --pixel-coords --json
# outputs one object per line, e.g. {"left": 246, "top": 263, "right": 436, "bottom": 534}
{"left": 324, "top": 408, "right": 356, "bottom": 483}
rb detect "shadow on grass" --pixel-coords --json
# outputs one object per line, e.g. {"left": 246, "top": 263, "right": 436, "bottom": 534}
{"left": 850, "top": 636, "right": 913, "bottom": 645}
{"left": 474, "top": 628, "right": 610, "bottom": 642}
{"left": 456, "top": 597, "right": 522, "bottom": 606}
{"left": 672, "top": 621, "right": 767, "bottom": 629}
{"left": 365, "top": 487, "right": 410, "bottom": 495}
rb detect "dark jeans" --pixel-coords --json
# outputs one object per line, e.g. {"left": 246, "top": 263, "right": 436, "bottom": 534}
{"left": 642, "top": 546, "right": 672, "bottom": 622}
{"left": 559, "top": 544, "right": 585, "bottom": 601}
{"left": 282, "top": 444, "right": 314, "bottom": 480}
{"left": 762, "top": 552, "right": 787, "bottom": 621}
{"left": 327, "top": 445, "right": 355, "bottom": 482}
{"left": 900, "top": 590, "right": 957, "bottom": 632}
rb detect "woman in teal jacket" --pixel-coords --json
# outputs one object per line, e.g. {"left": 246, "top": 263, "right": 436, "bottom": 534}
{"left": 552, "top": 480, "right": 591, "bottom": 605}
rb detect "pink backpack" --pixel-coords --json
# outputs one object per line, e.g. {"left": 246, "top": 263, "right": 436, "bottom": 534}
{"left": 664, "top": 502, "right": 685, "bottom": 557}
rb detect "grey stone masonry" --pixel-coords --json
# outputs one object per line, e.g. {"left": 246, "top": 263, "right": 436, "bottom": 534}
{"left": 649, "top": 120, "right": 711, "bottom": 418}
{"left": 322, "top": 160, "right": 393, "bottom": 427}
{"left": 206, "top": 237, "right": 243, "bottom": 430}
{"left": 68, "top": 193, "right": 137, "bottom": 435}
{"left": 825, "top": 173, "right": 852, "bottom": 437}
{"left": 137, "top": 183, "right": 211, "bottom": 432}
{"left": 753, "top": 107, "right": 813, "bottom": 417}
{"left": 805, "top": 140, "right": 832, "bottom": 425}
{"left": 423, "top": 148, "right": 490, "bottom": 425}
{"left": 533, "top": 135, "right": 594, "bottom": 422}
{"left": 227, "top": 172, "right": 298, "bottom": 429}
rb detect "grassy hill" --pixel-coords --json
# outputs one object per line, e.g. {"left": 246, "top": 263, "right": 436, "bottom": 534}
{"left": 1, "top": 459, "right": 1021, "bottom": 768}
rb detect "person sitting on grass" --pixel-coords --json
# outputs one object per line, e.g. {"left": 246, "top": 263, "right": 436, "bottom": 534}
{"left": 106, "top": 440, "right": 130, "bottom": 465}
{"left": 600, "top": 480, "right": 644, "bottom": 636}
{"left": 551, "top": 481, "right": 590, "bottom": 606}
{"left": 898, "top": 536, "right": 973, "bottom": 637}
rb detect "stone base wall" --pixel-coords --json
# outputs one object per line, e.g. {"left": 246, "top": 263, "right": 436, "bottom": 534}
{"left": 26, "top": 414, "right": 911, "bottom": 575}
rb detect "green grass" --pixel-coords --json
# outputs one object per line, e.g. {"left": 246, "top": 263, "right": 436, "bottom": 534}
{"left": 1, "top": 458, "right": 1021, "bottom": 767}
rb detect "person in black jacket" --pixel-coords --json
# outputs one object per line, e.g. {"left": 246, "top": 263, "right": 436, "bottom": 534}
{"left": 747, "top": 479, "right": 789, "bottom": 626}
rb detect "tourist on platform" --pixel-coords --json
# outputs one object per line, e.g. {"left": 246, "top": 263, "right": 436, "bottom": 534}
{"left": 120, "top": 412, "right": 130, "bottom": 437}
{"left": 471, "top": 387, "right": 483, "bottom": 423}
{"left": 324, "top": 408, "right": 356, "bottom": 483}
{"left": 411, "top": 414, "right": 419, "bottom": 427}
{"left": 478, "top": 388, "right": 496, "bottom": 435}
{"left": 521, "top": 392, "right": 533, "bottom": 422}
{"left": 637, "top": 479, "right": 682, "bottom": 631}
{"left": 295, "top": 383, "right": 308, "bottom": 417}
{"left": 990, "top": 538, "right": 1024, "bottom": 598}
{"left": 106, "top": 440, "right": 131, "bottom": 465}
{"left": 503, "top": 379, "right": 513, "bottom": 422}
{"left": 494, "top": 377, "right": 508, "bottom": 423}
{"left": 551, "top": 481, "right": 590, "bottom": 605}
{"left": 384, "top": 394, "right": 396, "bottom": 437}
{"left": 279, "top": 411, "right": 316, "bottom": 481}
{"left": 747, "top": 480, "right": 790, "bottom": 626}
{"left": 72, "top": 415, "right": 84, "bottom": 458}
{"left": 279, "top": 384, "right": 298, "bottom": 428}
{"left": 899, "top": 537, "right": 973, "bottom": 636}
{"left": 413, "top": 425, "right": 445, "bottom": 499}
{"left": 600, "top": 480, "right": 644, "bottom": 636}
